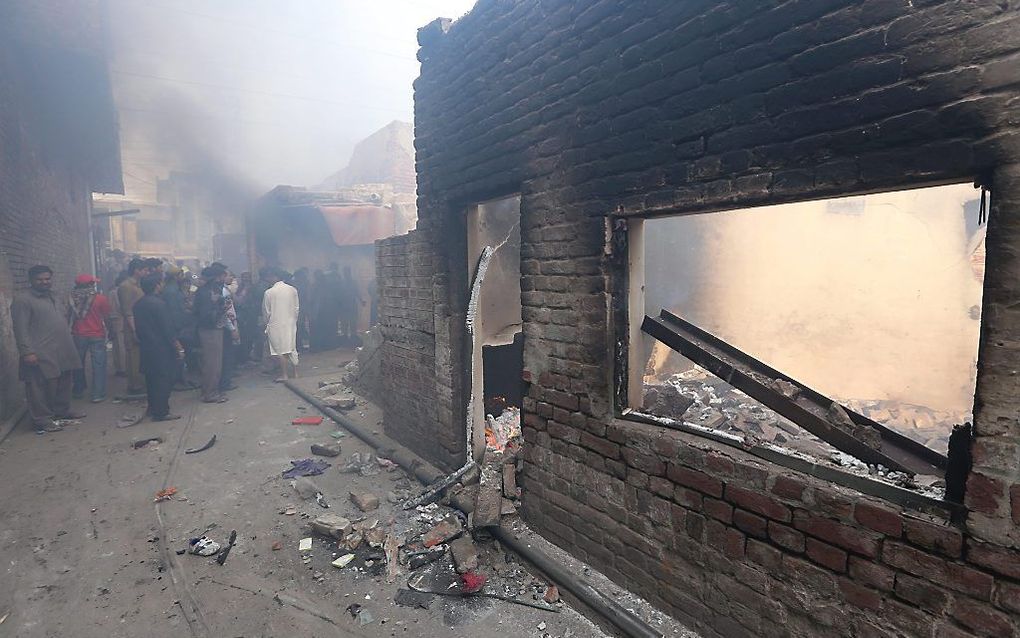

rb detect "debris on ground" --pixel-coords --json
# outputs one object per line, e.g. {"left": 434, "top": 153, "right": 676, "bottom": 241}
{"left": 350, "top": 491, "right": 380, "bottom": 512}
{"left": 154, "top": 487, "right": 177, "bottom": 502}
{"left": 394, "top": 588, "right": 434, "bottom": 609}
{"left": 422, "top": 515, "right": 463, "bottom": 547}
{"left": 189, "top": 536, "right": 220, "bottom": 556}
{"left": 216, "top": 530, "right": 237, "bottom": 565}
{"left": 311, "top": 513, "right": 352, "bottom": 539}
{"left": 184, "top": 435, "right": 217, "bottom": 454}
{"left": 339, "top": 452, "right": 383, "bottom": 476}
{"left": 345, "top": 603, "right": 374, "bottom": 626}
{"left": 484, "top": 406, "right": 521, "bottom": 452}
{"left": 132, "top": 437, "right": 162, "bottom": 449}
{"left": 291, "top": 416, "right": 324, "bottom": 425}
{"left": 332, "top": 553, "right": 356, "bottom": 568}
{"left": 298, "top": 537, "right": 312, "bottom": 552}
{"left": 323, "top": 396, "right": 356, "bottom": 410}
{"left": 282, "top": 458, "right": 331, "bottom": 478}
{"left": 292, "top": 477, "right": 322, "bottom": 500}
{"left": 310, "top": 443, "right": 341, "bottom": 457}
{"left": 544, "top": 585, "right": 560, "bottom": 603}
{"left": 271, "top": 540, "right": 283, "bottom": 551}
{"left": 328, "top": 430, "right": 346, "bottom": 440}
{"left": 449, "top": 535, "right": 479, "bottom": 574}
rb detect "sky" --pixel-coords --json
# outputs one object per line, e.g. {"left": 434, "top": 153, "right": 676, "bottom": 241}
{"left": 105, "top": 0, "right": 476, "bottom": 199}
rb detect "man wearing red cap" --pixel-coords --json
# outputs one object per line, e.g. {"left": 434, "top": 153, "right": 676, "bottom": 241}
{"left": 68, "top": 274, "right": 112, "bottom": 403}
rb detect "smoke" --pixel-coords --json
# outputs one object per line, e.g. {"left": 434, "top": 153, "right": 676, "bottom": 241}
{"left": 644, "top": 183, "right": 985, "bottom": 416}
{"left": 104, "top": 0, "right": 477, "bottom": 200}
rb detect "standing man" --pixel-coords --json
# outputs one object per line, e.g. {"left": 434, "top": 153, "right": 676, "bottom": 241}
{"left": 219, "top": 268, "right": 240, "bottom": 393}
{"left": 68, "top": 274, "right": 111, "bottom": 403}
{"left": 262, "top": 268, "right": 300, "bottom": 381}
{"left": 134, "top": 273, "right": 183, "bottom": 421}
{"left": 11, "top": 266, "right": 85, "bottom": 432}
{"left": 117, "top": 258, "right": 149, "bottom": 395}
{"left": 338, "top": 265, "right": 364, "bottom": 345}
{"left": 193, "top": 263, "right": 229, "bottom": 403}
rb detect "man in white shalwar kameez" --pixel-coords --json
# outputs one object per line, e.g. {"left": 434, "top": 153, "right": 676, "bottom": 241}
{"left": 262, "top": 269, "right": 300, "bottom": 381}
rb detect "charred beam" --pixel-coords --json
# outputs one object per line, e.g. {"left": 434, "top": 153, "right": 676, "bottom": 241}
{"left": 641, "top": 309, "right": 947, "bottom": 477}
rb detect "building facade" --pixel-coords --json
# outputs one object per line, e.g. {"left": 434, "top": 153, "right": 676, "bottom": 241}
{"left": 379, "top": 2, "right": 1020, "bottom": 636}
{"left": 0, "top": 0, "right": 122, "bottom": 424}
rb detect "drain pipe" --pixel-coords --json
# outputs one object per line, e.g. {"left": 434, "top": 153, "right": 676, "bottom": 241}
{"left": 284, "top": 381, "right": 664, "bottom": 638}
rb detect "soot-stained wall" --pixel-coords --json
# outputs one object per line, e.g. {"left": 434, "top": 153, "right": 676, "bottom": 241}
{"left": 375, "top": 1, "right": 1020, "bottom": 635}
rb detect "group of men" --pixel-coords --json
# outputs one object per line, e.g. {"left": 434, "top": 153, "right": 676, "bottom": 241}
{"left": 10, "top": 260, "right": 301, "bottom": 432}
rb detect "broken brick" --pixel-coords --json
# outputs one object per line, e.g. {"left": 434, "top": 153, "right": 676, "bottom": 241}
{"left": 422, "top": 515, "right": 463, "bottom": 547}
{"left": 349, "top": 492, "right": 380, "bottom": 512}
{"left": 449, "top": 535, "right": 478, "bottom": 574}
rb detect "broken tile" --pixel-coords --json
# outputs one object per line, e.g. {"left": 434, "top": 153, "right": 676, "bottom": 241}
{"left": 310, "top": 443, "right": 341, "bottom": 457}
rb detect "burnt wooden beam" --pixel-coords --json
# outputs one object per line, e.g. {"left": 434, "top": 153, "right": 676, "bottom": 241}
{"left": 641, "top": 309, "right": 947, "bottom": 476}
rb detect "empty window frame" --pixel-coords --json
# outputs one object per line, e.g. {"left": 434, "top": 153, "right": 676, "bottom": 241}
{"left": 626, "top": 183, "right": 987, "bottom": 482}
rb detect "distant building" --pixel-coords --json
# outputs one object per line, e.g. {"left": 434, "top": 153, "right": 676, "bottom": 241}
{"left": 0, "top": 0, "right": 123, "bottom": 422}
{"left": 249, "top": 121, "right": 417, "bottom": 333}
{"left": 94, "top": 171, "right": 247, "bottom": 270}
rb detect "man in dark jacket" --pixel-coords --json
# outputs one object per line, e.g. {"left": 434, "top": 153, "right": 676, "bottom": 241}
{"left": 193, "top": 263, "right": 229, "bottom": 403}
{"left": 11, "top": 265, "right": 85, "bottom": 432}
{"left": 134, "top": 273, "right": 183, "bottom": 421}
{"left": 160, "top": 266, "right": 195, "bottom": 390}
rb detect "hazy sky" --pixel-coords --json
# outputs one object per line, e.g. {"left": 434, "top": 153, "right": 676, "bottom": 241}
{"left": 106, "top": 0, "right": 476, "bottom": 199}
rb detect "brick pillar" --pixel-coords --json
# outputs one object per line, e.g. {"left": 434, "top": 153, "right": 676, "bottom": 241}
{"left": 969, "top": 163, "right": 1020, "bottom": 546}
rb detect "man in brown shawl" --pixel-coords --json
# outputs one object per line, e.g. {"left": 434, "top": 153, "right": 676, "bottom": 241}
{"left": 11, "top": 265, "right": 84, "bottom": 432}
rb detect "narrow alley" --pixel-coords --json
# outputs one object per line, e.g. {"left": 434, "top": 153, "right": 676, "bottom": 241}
{"left": 3, "top": 1, "right": 1020, "bottom": 637}
{"left": 0, "top": 349, "right": 686, "bottom": 638}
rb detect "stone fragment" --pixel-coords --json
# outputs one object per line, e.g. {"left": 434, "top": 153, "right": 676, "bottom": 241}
{"left": 350, "top": 492, "right": 380, "bottom": 512}
{"left": 643, "top": 383, "right": 695, "bottom": 418}
{"left": 422, "top": 515, "right": 463, "bottom": 547}
{"left": 340, "top": 529, "right": 364, "bottom": 551}
{"left": 311, "top": 443, "right": 342, "bottom": 457}
{"left": 365, "top": 526, "right": 387, "bottom": 548}
{"left": 449, "top": 536, "right": 479, "bottom": 574}
{"left": 543, "top": 585, "right": 560, "bottom": 603}
{"left": 501, "top": 498, "right": 518, "bottom": 516}
{"left": 502, "top": 463, "right": 518, "bottom": 498}
{"left": 310, "top": 514, "right": 353, "bottom": 539}
{"left": 332, "top": 553, "right": 356, "bottom": 568}
{"left": 323, "top": 396, "right": 356, "bottom": 410}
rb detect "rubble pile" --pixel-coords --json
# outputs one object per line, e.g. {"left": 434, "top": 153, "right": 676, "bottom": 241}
{"left": 644, "top": 367, "right": 949, "bottom": 498}
{"left": 263, "top": 395, "right": 561, "bottom": 627}
{"left": 646, "top": 366, "right": 958, "bottom": 454}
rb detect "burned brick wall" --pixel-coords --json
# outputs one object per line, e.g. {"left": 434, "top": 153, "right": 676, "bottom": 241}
{"left": 0, "top": 0, "right": 122, "bottom": 423}
{"left": 403, "top": 1, "right": 1020, "bottom": 635}
{"left": 377, "top": 224, "right": 467, "bottom": 470}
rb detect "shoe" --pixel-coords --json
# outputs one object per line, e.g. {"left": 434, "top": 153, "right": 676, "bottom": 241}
{"left": 91, "top": 397, "right": 106, "bottom": 404}
{"left": 57, "top": 412, "right": 86, "bottom": 420}
{"left": 201, "top": 396, "right": 228, "bottom": 404}
{"left": 36, "top": 422, "right": 63, "bottom": 433}
{"left": 152, "top": 414, "right": 182, "bottom": 421}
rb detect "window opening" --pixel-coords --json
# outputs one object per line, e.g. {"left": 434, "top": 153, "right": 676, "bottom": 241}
{"left": 627, "top": 183, "right": 987, "bottom": 498}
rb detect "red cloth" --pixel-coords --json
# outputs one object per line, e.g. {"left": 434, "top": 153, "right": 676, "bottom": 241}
{"left": 72, "top": 294, "right": 111, "bottom": 338}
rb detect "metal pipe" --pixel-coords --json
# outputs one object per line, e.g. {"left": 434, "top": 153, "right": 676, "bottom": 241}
{"left": 284, "top": 380, "right": 665, "bottom": 638}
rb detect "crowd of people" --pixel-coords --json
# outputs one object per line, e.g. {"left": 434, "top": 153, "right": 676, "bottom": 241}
{"left": 9, "top": 256, "right": 371, "bottom": 433}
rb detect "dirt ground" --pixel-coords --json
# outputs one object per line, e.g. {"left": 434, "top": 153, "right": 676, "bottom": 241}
{"left": 0, "top": 350, "right": 656, "bottom": 638}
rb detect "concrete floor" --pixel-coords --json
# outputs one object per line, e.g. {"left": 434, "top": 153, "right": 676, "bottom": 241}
{"left": 0, "top": 350, "right": 614, "bottom": 638}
